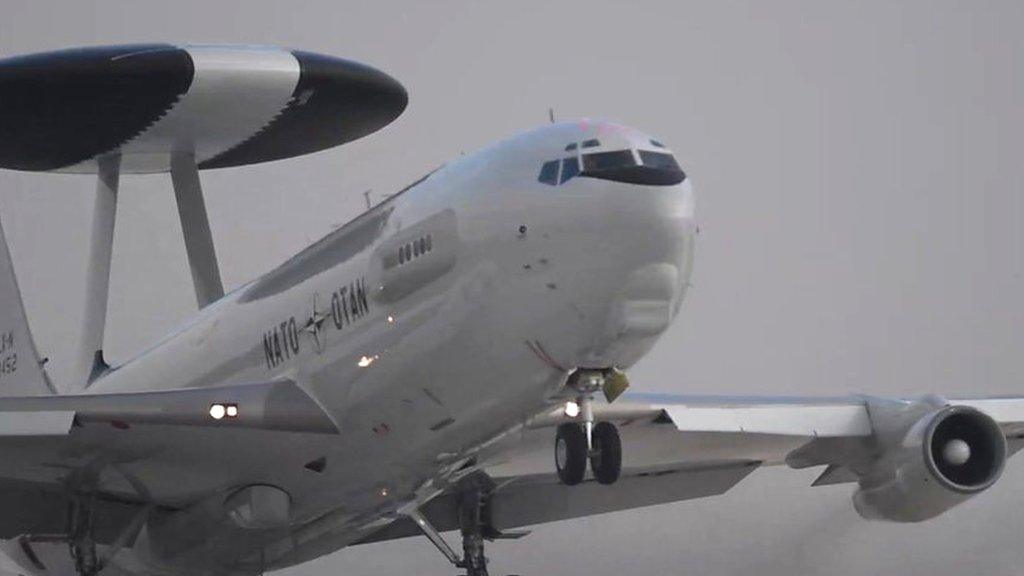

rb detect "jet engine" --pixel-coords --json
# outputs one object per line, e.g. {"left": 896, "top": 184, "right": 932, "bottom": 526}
{"left": 853, "top": 404, "right": 1007, "bottom": 522}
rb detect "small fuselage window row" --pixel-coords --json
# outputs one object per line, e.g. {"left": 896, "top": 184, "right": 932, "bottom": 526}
{"left": 395, "top": 234, "right": 434, "bottom": 267}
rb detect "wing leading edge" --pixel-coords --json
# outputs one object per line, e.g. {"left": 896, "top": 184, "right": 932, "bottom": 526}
{"left": 0, "top": 379, "right": 338, "bottom": 435}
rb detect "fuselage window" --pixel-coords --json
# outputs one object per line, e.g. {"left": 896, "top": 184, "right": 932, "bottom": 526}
{"left": 581, "top": 139, "right": 600, "bottom": 149}
{"left": 582, "top": 150, "right": 636, "bottom": 171}
{"left": 639, "top": 150, "right": 682, "bottom": 171}
{"left": 560, "top": 156, "right": 580, "bottom": 184}
{"left": 394, "top": 235, "right": 434, "bottom": 268}
{"left": 538, "top": 160, "right": 559, "bottom": 185}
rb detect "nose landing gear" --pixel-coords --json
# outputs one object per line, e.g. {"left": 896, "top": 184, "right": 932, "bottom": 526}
{"left": 555, "top": 423, "right": 587, "bottom": 485}
{"left": 555, "top": 369, "right": 625, "bottom": 486}
{"left": 589, "top": 421, "right": 622, "bottom": 484}
{"left": 555, "top": 421, "right": 622, "bottom": 485}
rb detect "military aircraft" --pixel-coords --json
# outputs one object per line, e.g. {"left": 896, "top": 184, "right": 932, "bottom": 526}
{"left": 0, "top": 44, "right": 1020, "bottom": 576}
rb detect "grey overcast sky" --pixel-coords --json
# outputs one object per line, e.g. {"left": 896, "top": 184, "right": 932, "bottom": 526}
{"left": 1, "top": 1, "right": 1023, "bottom": 574}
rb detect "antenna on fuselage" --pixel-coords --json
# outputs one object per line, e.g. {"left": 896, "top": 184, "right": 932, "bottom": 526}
{"left": 363, "top": 189, "right": 374, "bottom": 210}
{"left": 548, "top": 108, "right": 556, "bottom": 124}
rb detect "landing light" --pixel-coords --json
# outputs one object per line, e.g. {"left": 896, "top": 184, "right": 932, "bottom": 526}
{"left": 358, "top": 355, "right": 378, "bottom": 368}
{"left": 564, "top": 401, "right": 580, "bottom": 418}
{"left": 210, "top": 403, "right": 239, "bottom": 420}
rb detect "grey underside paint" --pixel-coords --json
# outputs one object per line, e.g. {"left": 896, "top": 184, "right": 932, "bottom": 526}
{"left": 357, "top": 461, "right": 759, "bottom": 545}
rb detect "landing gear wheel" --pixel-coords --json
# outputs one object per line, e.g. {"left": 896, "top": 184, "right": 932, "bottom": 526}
{"left": 589, "top": 421, "right": 622, "bottom": 485}
{"left": 555, "top": 423, "right": 587, "bottom": 485}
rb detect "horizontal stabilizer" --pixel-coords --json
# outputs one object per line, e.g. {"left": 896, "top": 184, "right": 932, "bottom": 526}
{"left": 0, "top": 412, "right": 73, "bottom": 436}
{"left": 0, "top": 380, "right": 337, "bottom": 434}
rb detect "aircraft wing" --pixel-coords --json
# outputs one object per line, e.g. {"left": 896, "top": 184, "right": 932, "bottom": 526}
{"left": 0, "top": 379, "right": 340, "bottom": 541}
{"left": 0, "top": 379, "right": 338, "bottom": 436}
{"left": 521, "top": 392, "right": 1024, "bottom": 471}
{"left": 360, "top": 392, "right": 1024, "bottom": 543}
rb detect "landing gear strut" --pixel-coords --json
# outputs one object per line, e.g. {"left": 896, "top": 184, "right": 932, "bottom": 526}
{"left": 64, "top": 466, "right": 153, "bottom": 576}
{"left": 458, "top": 488, "right": 489, "bottom": 576}
{"left": 405, "top": 476, "right": 527, "bottom": 576}
{"left": 68, "top": 493, "right": 100, "bottom": 576}
{"left": 555, "top": 370, "right": 624, "bottom": 486}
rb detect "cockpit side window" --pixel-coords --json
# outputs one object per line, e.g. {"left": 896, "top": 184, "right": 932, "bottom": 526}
{"left": 581, "top": 139, "right": 601, "bottom": 149}
{"left": 639, "top": 150, "right": 682, "bottom": 171}
{"left": 560, "top": 157, "right": 580, "bottom": 183}
{"left": 538, "top": 160, "right": 560, "bottom": 185}
{"left": 564, "top": 143, "right": 578, "bottom": 152}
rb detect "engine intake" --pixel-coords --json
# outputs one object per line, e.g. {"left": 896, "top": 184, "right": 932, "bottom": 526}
{"left": 853, "top": 405, "right": 1007, "bottom": 522}
{"left": 925, "top": 406, "right": 1006, "bottom": 493}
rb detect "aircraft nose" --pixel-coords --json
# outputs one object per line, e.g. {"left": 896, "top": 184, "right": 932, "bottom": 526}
{"left": 608, "top": 180, "right": 695, "bottom": 333}
{"left": 560, "top": 177, "right": 696, "bottom": 368}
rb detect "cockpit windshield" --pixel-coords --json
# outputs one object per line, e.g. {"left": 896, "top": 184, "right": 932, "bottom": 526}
{"left": 581, "top": 148, "right": 685, "bottom": 186}
{"left": 538, "top": 141, "right": 686, "bottom": 187}
{"left": 582, "top": 150, "right": 635, "bottom": 171}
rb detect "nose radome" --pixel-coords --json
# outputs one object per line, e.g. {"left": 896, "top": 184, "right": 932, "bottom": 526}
{"left": 603, "top": 263, "right": 680, "bottom": 339}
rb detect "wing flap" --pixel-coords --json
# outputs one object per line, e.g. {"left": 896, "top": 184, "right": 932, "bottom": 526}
{"left": 488, "top": 461, "right": 759, "bottom": 531}
{"left": 356, "top": 461, "right": 759, "bottom": 545}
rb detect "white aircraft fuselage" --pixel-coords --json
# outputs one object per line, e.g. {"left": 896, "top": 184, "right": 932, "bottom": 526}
{"left": 2, "top": 44, "right": 1018, "bottom": 576}
{"left": 86, "top": 120, "right": 695, "bottom": 574}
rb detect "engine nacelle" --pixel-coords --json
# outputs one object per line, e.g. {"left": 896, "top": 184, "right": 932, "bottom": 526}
{"left": 853, "top": 405, "right": 1007, "bottom": 522}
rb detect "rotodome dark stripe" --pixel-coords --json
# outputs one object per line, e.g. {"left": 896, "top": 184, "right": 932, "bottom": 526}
{"left": 0, "top": 44, "right": 194, "bottom": 171}
{"left": 199, "top": 51, "right": 407, "bottom": 170}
